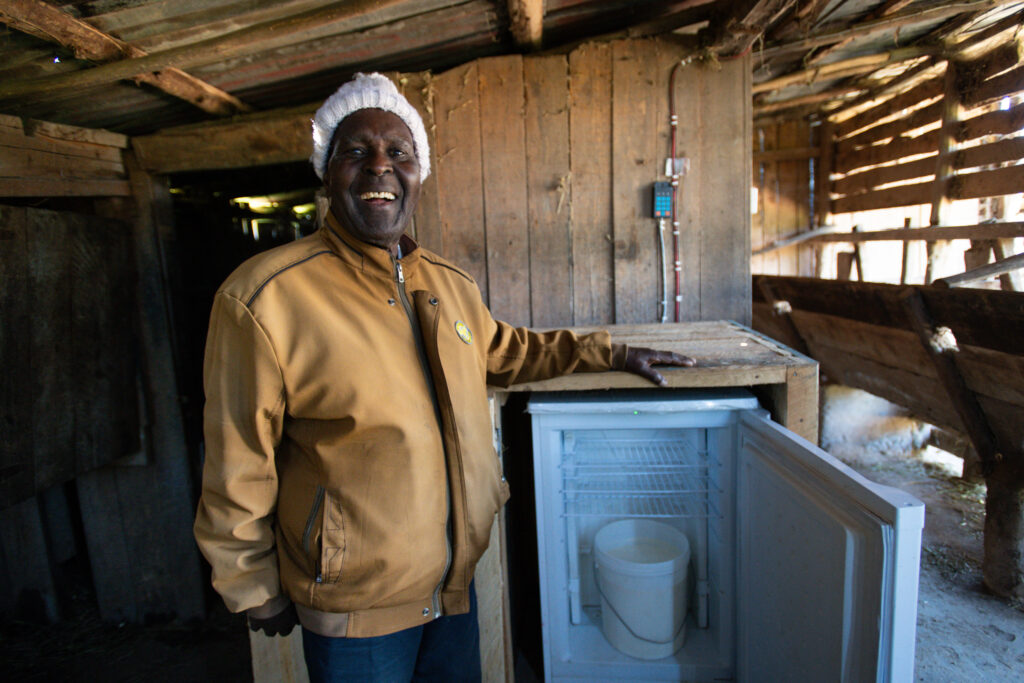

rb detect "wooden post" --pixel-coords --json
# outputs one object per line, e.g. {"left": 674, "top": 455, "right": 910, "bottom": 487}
{"left": 899, "top": 288, "right": 1024, "bottom": 600}
{"left": 983, "top": 457, "right": 1024, "bottom": 602}
{"left": 813, "top": 119, "right": 835, "bottom": 280}
{"left": 899, "top": 217, "right": 912, "bottom": 284}
{"left": 852, "top": 224, "right": 864, "bottom": 281}
{"left": 836, "top": 251, "right": 855, "bottom": 281}
{"left": 992, "top": 239, "right": 1022, "bottom": 292}
{"left": 925, "top": 59, "right": 961, "bottom": 284}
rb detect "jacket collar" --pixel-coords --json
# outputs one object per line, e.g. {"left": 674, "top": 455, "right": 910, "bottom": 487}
{"left": 320, "top": 210, "right": 421, "bottom": 278}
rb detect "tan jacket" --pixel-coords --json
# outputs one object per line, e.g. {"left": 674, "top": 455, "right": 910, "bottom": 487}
{"left": 194, "top": 213, "right": 619, "bottom": 638}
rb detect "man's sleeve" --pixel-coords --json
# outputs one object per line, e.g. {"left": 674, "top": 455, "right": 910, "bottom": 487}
{"left": 484, "top": 317, "right": 628, "bottom": 388}
{"left": 193, "top": 291, "right": 286, "bottom": 614}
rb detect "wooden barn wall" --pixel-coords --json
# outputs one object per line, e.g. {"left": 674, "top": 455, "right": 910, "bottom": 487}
{"left": 0, "top": 204, "right": 139, "bottom": 508}
{"left": 828, "top": 48, "right": 1024, "bottom": 218}
{"left": 401, "top": 38, "right": 752, "bottom": 327}
{"left": 751, "top": 119, "right": 814, "bottom": 277}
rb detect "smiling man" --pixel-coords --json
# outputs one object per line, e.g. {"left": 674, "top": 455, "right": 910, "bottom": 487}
{"left": 193, "top": 73, "right": 693, "bottom": 683}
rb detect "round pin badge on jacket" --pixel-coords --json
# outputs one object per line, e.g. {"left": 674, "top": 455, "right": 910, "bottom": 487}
{"left": 455, "top": 320, "right": 473, "bottom": 345}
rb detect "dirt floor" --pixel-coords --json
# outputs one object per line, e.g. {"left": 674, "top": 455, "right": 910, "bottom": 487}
{"left": 2, "top": 384, "right": 1022, "bottom": 681}
{"left": 821, "top": 384, "right": 1024, "bottom": 682}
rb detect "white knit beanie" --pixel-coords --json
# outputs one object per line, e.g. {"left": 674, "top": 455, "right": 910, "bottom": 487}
{"left": 310, "top": 73, "right": 431, "bottom": 182}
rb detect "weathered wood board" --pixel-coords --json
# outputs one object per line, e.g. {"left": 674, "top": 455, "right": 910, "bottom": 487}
{"left": 0, "top": 204, "right": 138, "bottom": 508}
{"left": 752, "top": 276, "right": 1024, "bottom": 463}
{"left": 568, "top": 42, "right": 613, "bottom": 326}
{"left": 480, "top": 56, "right": 530, "bottom": 327}
{"left": 0, "top": 114, "right": 129, "bottom": 197}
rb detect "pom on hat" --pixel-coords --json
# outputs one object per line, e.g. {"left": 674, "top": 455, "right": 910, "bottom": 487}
{"left": 310, "top": 73, "right": 431, "bottom": 182}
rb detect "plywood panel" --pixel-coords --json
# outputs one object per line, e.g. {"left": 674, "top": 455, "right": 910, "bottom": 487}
{"left": 433, "top": 62, "right": 487, "bottom": 301}
{"left": 525, "top": 55, "right": 572, "bottom": 328}
{"left": 611, "top": 39, "right": 661, "bottom": 324}
{"left": 568, "top": 42, "right": 613, "bottom": 326}
{"left": 478, "top": 56, "right": 530, "bottom": 326}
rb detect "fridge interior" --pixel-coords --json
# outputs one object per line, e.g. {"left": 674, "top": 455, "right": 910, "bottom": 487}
{"left": 523, "top": 391, "right": 761, "bottom": 682}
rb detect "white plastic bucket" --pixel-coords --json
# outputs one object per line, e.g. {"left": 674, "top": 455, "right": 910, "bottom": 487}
{"left": 593, "top": 519, "right": 690, "bottom": 659}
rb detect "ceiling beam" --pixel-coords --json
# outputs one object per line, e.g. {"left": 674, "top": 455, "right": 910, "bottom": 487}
{"left": 759, "top": 0, "right": 1011, "bottom": 60}
{"left": 0, "top": 0, "right": 251, "bottom": 116}
{"left": 0, "top": 0, "right": 406, "bottom": 103}
{"left": 703, "top": 0, "right": 797, "bottom": 57}
{"left": 508, "top": 0, "right": 544, "bottom": 49}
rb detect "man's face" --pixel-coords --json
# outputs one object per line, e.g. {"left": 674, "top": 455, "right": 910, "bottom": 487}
{"left": 324, "top": 108, "right": 421, "bottom": 251}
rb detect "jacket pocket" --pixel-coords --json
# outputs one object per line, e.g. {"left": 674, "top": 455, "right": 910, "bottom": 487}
{"left": 302, "top": 485, "right": 326, "bottom": 558}
{"left": 319, "top": 490, "right": 346, "bottom": 584}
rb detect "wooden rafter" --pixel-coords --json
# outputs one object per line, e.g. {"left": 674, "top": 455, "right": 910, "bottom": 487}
{"left": 753, "top": 46, "right": 934, "bottom": 93}
{"left": 0, "top": 0, "right": 406, "bottom": 103}
{"left": 704, "top": 0, "right": 797, "bottom": 57}
{"left": 754, "top": 86, "right": 861, "bottom": 115}
{"left": 508, "top": 0, "right": 544, "bottom": 49}
{"left": 759, "top": 0, "right": 1011, "bottom": 61}
{"left": 0, "top": 0, "right": 251, "bottom": 116}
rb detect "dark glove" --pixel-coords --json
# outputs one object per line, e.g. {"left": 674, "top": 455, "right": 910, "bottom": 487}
{"left": 247, "top": 602, "right": 299, "bottom": 637}
{"left": 622, "top": 346, "right": 696, "bottom": 387}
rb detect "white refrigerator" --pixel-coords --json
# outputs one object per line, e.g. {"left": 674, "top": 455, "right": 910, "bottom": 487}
{"left": 526, "top": 389, "right": 924, "bottom": 683}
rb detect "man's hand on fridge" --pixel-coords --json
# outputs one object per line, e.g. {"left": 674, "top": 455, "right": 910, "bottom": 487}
{"left": 622, "top": 346, "right": 696, "bottom": 386}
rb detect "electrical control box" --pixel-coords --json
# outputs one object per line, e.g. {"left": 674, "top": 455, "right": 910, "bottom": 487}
{"left": 653, "top": 182, "right": 672, "bottom": 218}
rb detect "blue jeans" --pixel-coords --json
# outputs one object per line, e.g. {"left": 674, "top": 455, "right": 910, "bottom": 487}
{"left": 302, "top": 583, "right": 481, "bottom": 683}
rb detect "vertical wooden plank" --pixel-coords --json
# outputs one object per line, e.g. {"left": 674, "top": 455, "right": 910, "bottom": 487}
{"left": 699, "top": 54, "right": 751, "bottom": 324}
{"left": 77, "top": 158, "right": 204, "bottom": 624}
{"left": 793, "top": 121, "right": 813, "bottom": 277}
{"left": 26, "top": 208, "right": 75, "bottom": 491}
{"left": 751, "top": 125, "right": 765, "bottom": 276}
{"left": 612, "top": 39, "right": 660, "bottom": 324}
{"left": 0, "top": 205, "right": 34, "bottom": 507}
{"left": 761, "top": 123, "right": 781, "bottom": 276}
{"left": 674, "top": 57, "right": 704, "bottom": 322}
{"left": 814, "top": 119, "right": 835, "bottom": 279}
{"left": 568, "top": 42, "right": 614, "bottom": 326}
{"left": 477, "top": 516, "right": 507, "bottom": 683}
{"left": 399, "top": 71, "right": 444, "bottom": 255}
{"left": 72, "top": 213, "right": 112, "bottom": 474}
{"left": 478, "top": 56, "right": 530, "bottom": 326}
{"left": 433, "top": 62, "right": 487, "bottom": 300}
{"left": 525, "top": 54, "right": 573, "bottom": 328}
{"left": 250, "top": 630, "right": 308, "bottom": 683}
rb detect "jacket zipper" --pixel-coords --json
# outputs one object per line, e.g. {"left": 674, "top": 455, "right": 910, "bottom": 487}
{"left": 393, "top": 258, "right": 452, "bottom": 619}
{"left": 302, "top": 485, "right": 326, "bottom": 583}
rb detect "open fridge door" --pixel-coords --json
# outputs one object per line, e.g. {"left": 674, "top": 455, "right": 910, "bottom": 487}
{"left": 735, "top": 411, "right": 924, "bottom": 683}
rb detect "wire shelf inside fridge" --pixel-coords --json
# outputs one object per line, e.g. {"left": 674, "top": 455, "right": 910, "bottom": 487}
{"left": 560, "top": 431, "right": 716, "bottom": 519}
